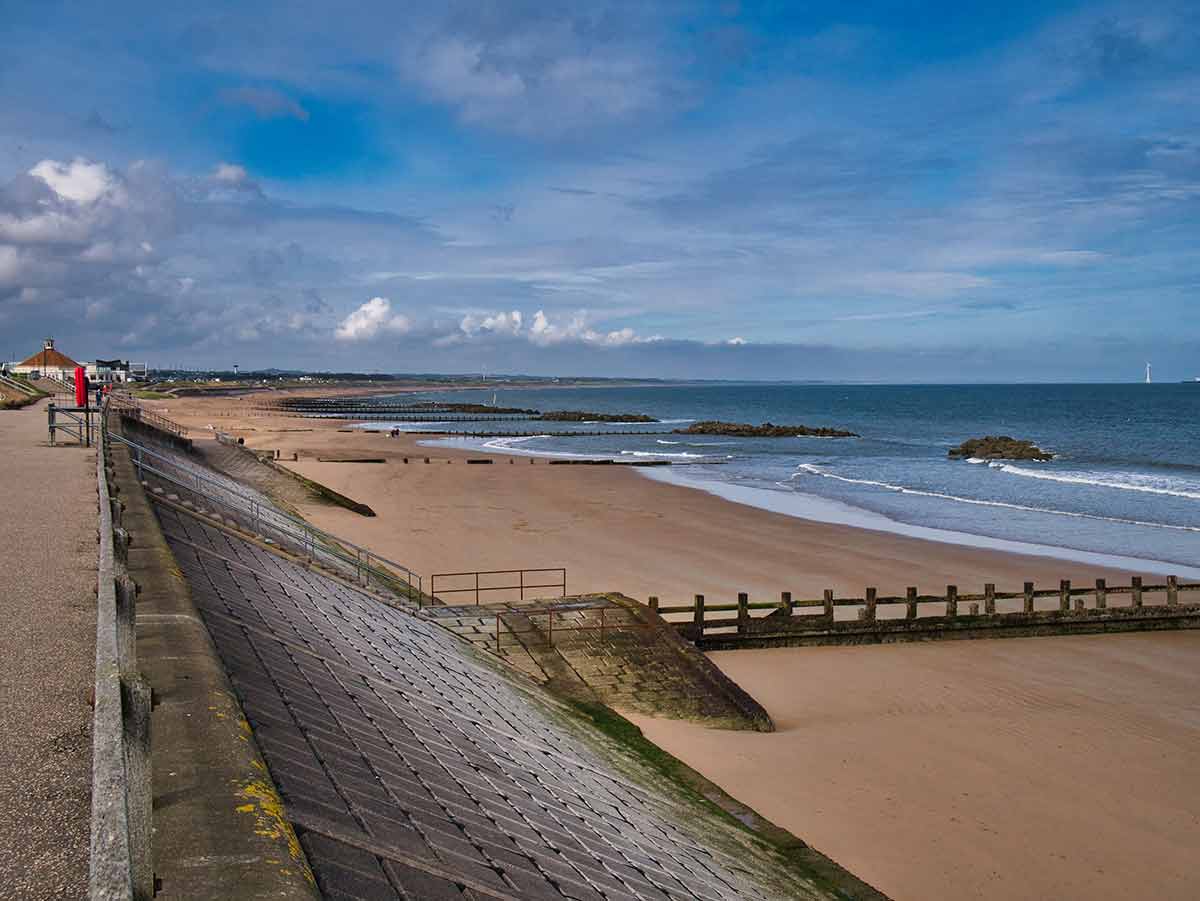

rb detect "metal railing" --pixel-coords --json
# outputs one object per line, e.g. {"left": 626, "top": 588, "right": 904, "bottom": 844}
{"left": 0, "top": 372, "right": 40, "bottom": 396}
{"left": 488, "top": 602, "right": 657, "bottom": 651}
{"left": 107, "top": 393, "right": 188, "bottom": 440}
{"left": 105, "top": 430, "right": 424, "bottom": 603}
{"left": 430, "top": 568, "right": 567, "bottom": 606}
{"left": 91, "top": 403, "right": 153, "bottom": 899}
{"left": 48, "top": 403, "right": 98, "bottom": 446}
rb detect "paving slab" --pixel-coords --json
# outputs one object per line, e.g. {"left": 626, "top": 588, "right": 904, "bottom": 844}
{"left": 0, "top": 400, "right": 94, "bottom": 901}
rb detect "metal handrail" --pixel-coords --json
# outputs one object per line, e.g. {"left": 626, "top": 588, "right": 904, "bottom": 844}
{"left": 108, "top": 393, "right": 188, "bottom": 439}
{"left": 431, "top": 568, "right": 567, "bottom": 605}
{"left": 105, "top": 430, "right": 424, "bottom": 602}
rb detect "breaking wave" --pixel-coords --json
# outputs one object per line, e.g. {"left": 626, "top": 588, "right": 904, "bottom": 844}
{"left": 793, "top": 464, "right": 1200, "bottom": 533}
{"left": 995, "top": 463, "right": 1200, "bottom": 500}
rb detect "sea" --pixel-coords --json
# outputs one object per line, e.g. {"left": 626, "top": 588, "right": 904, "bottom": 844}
{"left": 357, "top": 383, "right": 1200, "bottom": 577}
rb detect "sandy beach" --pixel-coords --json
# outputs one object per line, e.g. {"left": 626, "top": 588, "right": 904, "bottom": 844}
{"left": 629, "top": 635, "right": 1200, "bottom": 901}
{"left": 149, "top": 390, "right": 1200, "bottom": 900}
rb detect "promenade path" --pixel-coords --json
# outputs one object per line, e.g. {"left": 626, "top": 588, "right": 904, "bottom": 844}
{"left": 0, "top": 400, "right": 95, "bottom": 900}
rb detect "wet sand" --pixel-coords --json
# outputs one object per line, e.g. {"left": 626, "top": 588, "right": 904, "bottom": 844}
{"left": 150, "top": 391, "right": 1200, "bottom": 900}
{"left": 146, "top": 388, "right": 1145, "bottom": 601}
{"left": 628, "top": 635, "right": 1200, "bottom": 901}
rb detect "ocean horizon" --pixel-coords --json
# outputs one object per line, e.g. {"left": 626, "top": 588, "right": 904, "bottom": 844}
{"left": 352, "top": 382, "right": 1200, "bottom": 577}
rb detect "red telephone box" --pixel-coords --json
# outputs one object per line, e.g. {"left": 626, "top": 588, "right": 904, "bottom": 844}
{"left": 74, "top": 366, "right": 88, "bottom": 407}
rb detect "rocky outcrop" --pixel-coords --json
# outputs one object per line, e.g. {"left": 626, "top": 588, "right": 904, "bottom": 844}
{"left": 674, "top": 420, "right": 859, "bottom": 438}
{"left": 949, "top": 436, "right": 1054, "bottom": 461}
{"left": 537, "top": 410, "right": 659, "bottom": 422}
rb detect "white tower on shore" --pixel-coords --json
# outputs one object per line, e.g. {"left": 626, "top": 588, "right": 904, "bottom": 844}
{"left": 1145, "top": 362, "right": 1152, "bottom": 384}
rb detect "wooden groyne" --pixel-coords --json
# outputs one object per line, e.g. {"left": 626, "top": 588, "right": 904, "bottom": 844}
{"left": 651, "top": 577, "right": 1200, "bottom": 649}
{"left": 388, "top": 428, "right": 678, "bottom": 438}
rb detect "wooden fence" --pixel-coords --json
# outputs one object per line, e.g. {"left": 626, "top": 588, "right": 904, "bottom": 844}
{"left": 651, "top": 577, "right": 1200, "bottom": 649}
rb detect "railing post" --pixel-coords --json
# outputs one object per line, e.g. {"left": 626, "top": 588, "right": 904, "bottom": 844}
{"left": 1167, "top": 575, "right": 1179, "bottom": 606}
{"left": 1060, "top": 579, "right": 1071, "bottom": 612}
{"left": 520, "top": 569, "right": 524, "bottom": 602}
{"left": 864, "top": 587, "right": 877, "bottom": 622}
{"left": 906, "top": 586, "right": 917, "bottom": 620}
{"left": 476, "top": 572, "right": 480, "bottom": 606}
{"left": 48, "top": 402, "right": 56, "bottom": 445}
{"left": 823, "top": 589, "right": 834, "bottom": 620}
{"left": 1095, "top": 578, "right": 1107, "bottom": 609}
{"left": 1131, "top": 576, "right": 1143, "bottom": 607}
{"left": 984, "top": 583, "right": 996, "bottom": 615}
{"left": 1024, "top": 581, "right": 1035, "bottom": 614}
{"left": 693, "top": 594, "right": 705, "bottom": 637}
{"left": 737, "top": 592, "right": 749, "bottom": 633}
{"left": 946, "top": 585, "right": 958, "bottom": 617}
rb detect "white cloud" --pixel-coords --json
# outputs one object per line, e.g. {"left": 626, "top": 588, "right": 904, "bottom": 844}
{"left": 213, "top": 163, "right": 250, "bottom": 184}
{"left": 334, "top": 297, "right": 412, "bottom": 341}
{"left": 527, "top": 309, "right": 649, "bottom": 347}
{"left": 460, "top": 309, "right": 522, "bottom": 337}
{"left": 30, "top": 158, "right": 120, "bottom": 205}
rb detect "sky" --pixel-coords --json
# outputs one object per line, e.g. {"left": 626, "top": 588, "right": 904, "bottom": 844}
{"left": 0, "top": 0, "right": 1197, "bottom": 381}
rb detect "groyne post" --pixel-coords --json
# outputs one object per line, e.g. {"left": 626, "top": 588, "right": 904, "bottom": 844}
{"left": 648, "top": 596, "right": 659, "bottom": 613}
{"left": 946, "top": 585, "right": 958, "bottom": 617}
{"left": 1024, "top": 581, "right": 1035, "bottom": 613}
{"left": 984, "top": 583, "right": 996, "bottom": 615}
{"left": 823, "top": 589, "right": 834, "bottom": 620}
{"left": 1096, "top": 578, "right": 1107, "bottom": 609}
{"left": 1167, "top": 575, "right": 1179, "bottom": 606}
{"left": 864, "top": 587, "right": 877, "bottom": 623}
{"left": 1131, "top": 577, "right": 1143, "bottom": 607}
{"left": 905, "top": 587, "right": 917, "bottom": 620}
{"left": 737, "top": 593, "right": 750, "bottom": 633}
{"left": 693, "top": 594, "right": 705, "bottom": 637}
{"left": 779, "top": 591, "right": 792, "bottom": 618}
{"left": 1060, "top": 580, "right": 1071, "bottom": 613}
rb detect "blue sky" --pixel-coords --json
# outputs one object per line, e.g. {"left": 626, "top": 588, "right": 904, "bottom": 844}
{"left": 0, "top": 0, "right": 1197, "bottom": 380}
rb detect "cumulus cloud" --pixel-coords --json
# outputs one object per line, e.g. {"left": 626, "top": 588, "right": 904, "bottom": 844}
{"left": 334, "top": 297, "right": 412, "bottom": 341}
{"left": 0, "top": 157, "right": 170, "bottom": 309}
{"left": 29, "top": 158, "right": 121, "bottom": 205}
{"left": 460, "top": 309, "right": 522, "bottom": 337}
{"left": 450, "top": 308, "right": 655, "bottom": 348}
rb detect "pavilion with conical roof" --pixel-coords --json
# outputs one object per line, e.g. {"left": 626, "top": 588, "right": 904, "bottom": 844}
{"left": 10, "top": 338, "right": 81, "bottom": 380}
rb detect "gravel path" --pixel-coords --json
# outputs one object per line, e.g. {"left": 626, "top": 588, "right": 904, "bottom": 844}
{"left": 0, "top": 400, "right": 95, "bottom": 900}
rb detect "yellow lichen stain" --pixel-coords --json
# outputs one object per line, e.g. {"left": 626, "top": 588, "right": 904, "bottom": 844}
{"left": 235, "top": 778, "right": 315, "bottom": 886}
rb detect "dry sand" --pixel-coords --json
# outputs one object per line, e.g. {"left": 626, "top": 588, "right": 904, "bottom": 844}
{"left": 629, "top": 635, "right": 1200, "bottom": 901}
{"left": 151, "top": 391, "right": 1200, "bottom": 900}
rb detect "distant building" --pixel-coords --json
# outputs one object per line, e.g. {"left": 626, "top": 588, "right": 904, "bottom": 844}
{"left": 2, "top": 338, "right": 148, "bottom": 383}
{"left": 9, "top": 338, "right": 80, "bottom": 381}
{"left": 87, "top": 358, "right": 148, "bottom": 384}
